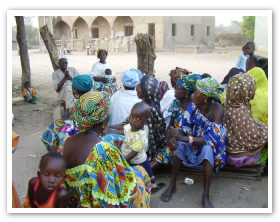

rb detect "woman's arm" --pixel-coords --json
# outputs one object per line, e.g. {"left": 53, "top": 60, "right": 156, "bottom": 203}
{"left": 93, "top": 76, "right": 109, "bottom": 83}
{"left": 125, "top": 150, "right": 138, "bottom": 163}
{"left": 56, "top": 188, "right": 70, "bottom": 208}
{"left": 102, "top": 124, "right": 124, "bottom": 135}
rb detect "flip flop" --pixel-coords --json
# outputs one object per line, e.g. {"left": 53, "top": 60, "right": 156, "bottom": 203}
{"left": 151, "top": 182, "right": 166, "bottom": 195}
{"left": 160, "top": 187, "right": 177, "bottom": 202}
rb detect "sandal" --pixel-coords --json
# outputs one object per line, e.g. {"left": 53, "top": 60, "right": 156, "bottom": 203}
{"left": 160, "top": 187, "right": 177, "bottom": 202}
{"left": 151, "top": 182, "right": 166, "bottom": 195}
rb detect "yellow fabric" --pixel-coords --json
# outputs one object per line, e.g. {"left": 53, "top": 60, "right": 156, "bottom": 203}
{"left": 220, "top": 91, "right": 226, "bottom": 105}
{"left": 131, "top": 140, "right": 145, "bottom": 152}
{"left": 247, "top": 67, "right": 268, "bottom": 124}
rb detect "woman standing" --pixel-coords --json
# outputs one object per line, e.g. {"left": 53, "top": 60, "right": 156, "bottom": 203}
{"left": 62, "top": 91, "right": 151, "bottom": 208}
{"left": 160, "top": 78, "right": 226, "bottom": 208}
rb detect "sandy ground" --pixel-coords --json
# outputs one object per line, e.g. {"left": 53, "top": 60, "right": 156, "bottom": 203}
{"left": 11, "top": 47, "right": 269, "bottom": 209}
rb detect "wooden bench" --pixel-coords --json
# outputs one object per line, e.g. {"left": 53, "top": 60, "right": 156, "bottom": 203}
{"left": 161, "top": 164, "right": 266, "bottom": 181}
{"left": 50, "top": 100, "right": 65, "bottom": 121}
{"left": 12, "top": 96, "right": 24, "bottom": 104}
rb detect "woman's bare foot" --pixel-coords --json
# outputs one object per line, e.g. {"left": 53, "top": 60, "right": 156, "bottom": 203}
{"left": 202, "top": 195, "right": 213, "bottom": 208}
{"left": 160, "top": 185, "right": 177, "bottom": 202}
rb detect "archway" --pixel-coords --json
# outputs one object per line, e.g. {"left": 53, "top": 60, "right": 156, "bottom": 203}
{"left": 72, "top": 17, "right": 89, "bottom": 40}
{"left": 113, "top": 16, "right": 134, "bottom": 37}
{"left": 91, "top": 16, "right": 111, "bottom": 39}
{"left": 53, "top": 20, "right": 71, "bottom": 40}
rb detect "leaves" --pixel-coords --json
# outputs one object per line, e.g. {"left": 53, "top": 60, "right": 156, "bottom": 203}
{"left": 241, "top": 16, "right": 256, "bottom": 39}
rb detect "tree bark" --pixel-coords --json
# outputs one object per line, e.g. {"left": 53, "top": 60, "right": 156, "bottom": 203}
{"left": 15, "top": 16, "right": 31, "bottom": 93}
{"left": 135, "top": 33, "right": 157, "bottom": 76}
{"left": 39, "top": 25, "right": 60, "bottom": 71}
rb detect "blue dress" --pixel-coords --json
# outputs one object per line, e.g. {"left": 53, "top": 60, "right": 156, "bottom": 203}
{"left": 175, "top": 102, "right": 227, "bottom": 175}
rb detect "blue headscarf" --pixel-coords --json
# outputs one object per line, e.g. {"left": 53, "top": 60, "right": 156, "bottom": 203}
{"left": 121, "top": 70, "right": 140, "bottom": 88}
{"left": 129, "top": 68, "right": 143, "bottom": 80}
{"left": 177, "top": 74, "right": 202, "bottom": 92}
{"left": 72, "top": 75, "right": 94, "bottom": 93}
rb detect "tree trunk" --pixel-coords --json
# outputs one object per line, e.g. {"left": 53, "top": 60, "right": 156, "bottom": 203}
{"left": 135, "top": 33, "right": 157, "bottom": 76}
{"left": 39, "top": 25, "right": 60, "bottom": 71}
{"left": 15, "top": 16, "right": 31, "bottom": 93}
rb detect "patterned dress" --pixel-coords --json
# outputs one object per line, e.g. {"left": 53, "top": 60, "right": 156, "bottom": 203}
{"left": 64, "top": 142, "right": 151, "bottom": 208}
{"left": 178, "top": 102, "right": 227, "bottom": 175}
{"left": 155, "top": 99, "right": 187, "bottom": 165}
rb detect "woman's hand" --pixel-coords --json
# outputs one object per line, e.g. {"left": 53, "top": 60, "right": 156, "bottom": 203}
{"left": 161, "top": 137, "right": 168, "bottom": 148}
{"left": 168, "top": 137, "right": 177, "bottom": 151}
{"left": 112, "top": 77, "right": 116, "bottom": 83}
{"left": 169, "top": 126, "right": 180, "bottom": 138}
{"left": 102, "top": 78, "right": 109, "bottom": 83}
{"left": 102, "top": 126, "right": 111, "bottom": 135}
{"left": 114, "top": 139, "right": 123, "bottom": 147}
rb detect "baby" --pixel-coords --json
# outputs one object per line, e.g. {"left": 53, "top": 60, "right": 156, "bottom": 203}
{"left": 102, "top": 69, "right": 121, "bottom": 95}
{"left": 23, "top": 81, "right": 38, "bottom": 104}
{"left": 23, "top": 152, "right": 69, "bottom": 208}
{"left": 114, "top": 102, "right": 155, "bottom": 184}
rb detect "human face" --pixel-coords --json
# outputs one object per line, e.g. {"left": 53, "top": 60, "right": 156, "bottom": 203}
{"left": 129, "top": 107, "right": 147, "bottom": 132}
{"left": 25, "top": 83, "right": 31, "bottom": 89}
{"left": 245, "top": 45, "right": 254, "bottom": 55}
{"left": 192, "top": 86, "right": 207, "bottom": 106}
{"left": 59, "top": 59, "right": 68, "bottom": 71}
{"left": 98, "top": 52, "right": 107, "bottom": 63}
{"left": 136, "top": 84, "right": 145, "bottom": 100}
{"left": 174, "top": 83, "right": 188, "bottom": 101}
{"left": 38, "top": 157, "right": 66, "bottom": 193}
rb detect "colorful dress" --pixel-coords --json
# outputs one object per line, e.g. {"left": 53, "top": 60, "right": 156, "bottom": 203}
{"left": 64, "top": 142, "right": 151, "bottom": 208}
{"left": 176, "top": 102, "right": 227, "bottom": 175}
{"left": 23, "top": 88, "right": 38, "bottom": 102}
{"left": 155, "top": 99, "right": 187, "bottom": 165}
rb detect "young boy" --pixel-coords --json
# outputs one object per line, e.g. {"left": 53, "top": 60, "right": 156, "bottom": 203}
{"left": 23, "top": 152, "right": 69, "bottom": 208}
{"left": 114, "top": 102, "right": 155, "bottom": 184}
{"left": 235, "top": 45, "right": 248, "bottom": 72}
{"left": 23, "top": 81, "right": 38, "bottom": 104}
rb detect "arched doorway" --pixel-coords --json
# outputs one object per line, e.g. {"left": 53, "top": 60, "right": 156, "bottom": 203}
{"left": 53, "top": 20, "right": 71, "bottom": 40}
{"left": 113, "top": 16, "right": 134, "bottom": 37}
{"left": 91, "top": 16, "right": 111, "bottom": 39}
{"left": 72, "top": 17, "right": 89, "bottom": 40}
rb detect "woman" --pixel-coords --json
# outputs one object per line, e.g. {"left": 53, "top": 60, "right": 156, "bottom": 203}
{"left": 89, "top": 48, "right": 119, "bottom": 94}
{"left": 160, "top": 78, "right": 226, "bottom": 208}
{"left": 103, "top": 75, "right": 166, "bottom": 160}
{"left": 62, "top": 91, "right": 151, "bottom": 208}
{"left": 151, "top": 74, "right": 202, "bottom": 171}
{"left": 223, "top": 73, "right": 268, "bottom": 168}
{"left": 40, "top": 75, "right": 93, "bottom": 153}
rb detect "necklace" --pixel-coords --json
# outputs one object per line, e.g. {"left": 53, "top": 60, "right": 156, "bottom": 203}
{"left": 87, "top": 130, "right": 103, "bottom": 141}
{"left": 206, "top": 103, "right": 213, "bottom": 119}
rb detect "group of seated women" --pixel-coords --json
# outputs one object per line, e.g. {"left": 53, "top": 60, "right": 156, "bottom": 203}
{"left": 38, "top": 64, "right": 268, "bottom": 208}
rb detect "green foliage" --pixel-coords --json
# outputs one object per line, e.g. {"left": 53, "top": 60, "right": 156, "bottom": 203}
{"left": 241, "top": 16, "right": 255, "bottom": 39}
{"left": 231, "top": 20, "right": 241, "bottom": 25}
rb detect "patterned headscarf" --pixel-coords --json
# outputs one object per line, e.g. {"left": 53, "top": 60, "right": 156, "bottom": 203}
{"left": 223, "top": 73, "right": 268, "bottom": 157}
{"left": 159, "top": 81, "right": 170, "bottom": 100}
{"left": 97, "top": 48, "right": 108, "bottom": 58}
{"left": 72, "top": 75, "right": 94, "bottom": 93}
{"left": 196, "top": 77, "right": 224, "bottom": 99}
{"left": 177, "top": 74, "right": 202, "bottom": 92}
{"left": 169, "top": 67, "right": 190, "bottom": 82}
{"left": 72, "top": 91, "right": 111, "bottom": 132}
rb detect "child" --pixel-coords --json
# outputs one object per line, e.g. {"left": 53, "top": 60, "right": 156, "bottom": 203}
{"left": 23, "top": 81, "right": 38, "bottom": 104}
{"left": 23, "top": 152, "right": 70, "bottom": 208}
{"left": 97, "top": 69, "right": 121, "bottom": 96}
{"left": 235, "top": 45, "right": 248, "bottom": 72}
{"left": 114, "top": 102, "right": 155, "bottom": 184}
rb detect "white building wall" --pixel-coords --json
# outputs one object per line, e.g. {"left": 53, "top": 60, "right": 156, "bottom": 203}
{"left": 254, "top": 16, "right": 268, "bottom": 51}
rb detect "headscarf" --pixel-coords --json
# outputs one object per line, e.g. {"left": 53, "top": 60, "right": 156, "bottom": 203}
{"left": 196, "top": 77, "right": 224, "bottom": 99}
{"left": 159, "top": 81, "right": 170, "bottom": 100}
{"left": 121, "top": 70, "right": 140, "bottom": 88}
{"left": 97, "top": 48, "right": 108, "bottom": 58}
{"left": 130, "top": 68, "right": 143, "bottom": 80}
{"left": 72, "top": 91, "right": 111, "bottom": 132}
{"left": 59, "top": 54, "right": 68, "bottom": 61}
{"left": 220, "top": 67, "right": 244, "bottom": 85}
{"left": 72, "top": 75, "right": 94, "bottom": 93}
{"left": 223, "top": 73, "right": 268, "bottom": 157}
{"left": 247, "top": 67, "right": 268, "bottom": 124}
{"left": 177, "top": 74, "right": 202, "bottom": 92}
{"left": 169, "top": 67, "right": 189, "bottom": 82}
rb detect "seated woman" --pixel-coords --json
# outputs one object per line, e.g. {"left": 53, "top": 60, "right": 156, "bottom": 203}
{"left": 151, "top": 74, "right": 202, "bottom": 170}
{"left": 103, "top": 75, "right": 166, "bottom": 161}
{"left": 40, "top": 75, "right": 93, "bottom": 153}
{"left": 223, "top": 73, "right": 268, "bottom": 168}
{"left": 62, "top": 91, "right": 151, "bottom": 208}
{"left": 160, "top": 78, "right": 226, "bottom": 208}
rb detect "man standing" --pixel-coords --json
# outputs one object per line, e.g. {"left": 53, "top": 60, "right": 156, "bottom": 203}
{"left": 109, "top": 68, "right": 142, "bottom": 125}
{"left": 52, "top": 55, "right": 79, "bottom": 120}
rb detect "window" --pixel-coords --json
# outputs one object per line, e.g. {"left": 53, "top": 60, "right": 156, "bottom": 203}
{"left": 148, "top": 23, "right": 155, "bottom": 36}
{"left": 191, "top": 25, "right": 194, "bottom": 36}
{"left": 172, "top": 23, "right": 176, "bottom": 36}
{"left": 92, "top": 28, "right": 99, "bottom": 38}
{"left": 72, "top": 29, "right": 78, "bottom": 39}
{"left": 124, "top": 26, "right": 133, "bottom": 36}
{"left": 207, "top": 26, "right": 210, "bottom": 36}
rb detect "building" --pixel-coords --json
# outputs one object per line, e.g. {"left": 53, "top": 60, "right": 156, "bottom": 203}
{"left": 254, "top": 16, "right": 268, "bottom": 51}
{"left": 38, "top": 16, "right": 215, "bottom": 53}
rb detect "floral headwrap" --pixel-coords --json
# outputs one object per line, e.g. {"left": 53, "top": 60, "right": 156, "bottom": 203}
{"left": 177, "top": 74, "right": 202, "bottom": 92}
{"left": 97, "top": 48, "right": 108, "bottom": 58}
{"left": 72, "top": 91, "right": 111, "bottom": 132}
{"left": 169, "top": 67, "right": 190, "bottom": 82}
{"left": 196, "top": 77, "right": 224, "bottom": 99}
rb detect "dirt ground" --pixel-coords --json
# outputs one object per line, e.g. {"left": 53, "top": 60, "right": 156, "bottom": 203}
{"left": 11, "top": 47, "right": 269, "bottom": 209}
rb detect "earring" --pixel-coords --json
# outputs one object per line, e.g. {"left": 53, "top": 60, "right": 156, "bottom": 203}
{"left": 74, "top": 94, "right": 80, "bottom": 99}
{"left": 205, "top": 99, "right": 207, "bottom": 103}
{"left": 101, "top": 124, "right": 105, "bottom": 129}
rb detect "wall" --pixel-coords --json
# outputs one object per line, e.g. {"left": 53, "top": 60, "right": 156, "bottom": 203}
{"left": 254, "top": 16, "right": 268, "bottom": 51}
